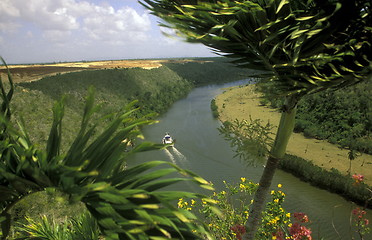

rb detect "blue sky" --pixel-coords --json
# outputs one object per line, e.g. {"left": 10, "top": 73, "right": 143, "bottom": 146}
{"left": 0, "top": 0, "right": 214, "bottom": 64}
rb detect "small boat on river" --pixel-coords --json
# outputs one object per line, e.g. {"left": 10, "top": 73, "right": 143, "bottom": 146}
{"left": 162, "top": 132, "right": 175, "bottom": 147}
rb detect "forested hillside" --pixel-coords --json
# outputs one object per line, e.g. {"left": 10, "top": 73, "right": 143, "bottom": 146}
{"left": 295, "top": 79, "right": 372, "bottom": 154}
{"left": 164, "top": 57, "right": 255, "bottom": 86}
{"left": 11, "top": 58, "right": 249, "bottom": 150}
{"left": 258, "top": 78, "right": 372, "bottom": 154}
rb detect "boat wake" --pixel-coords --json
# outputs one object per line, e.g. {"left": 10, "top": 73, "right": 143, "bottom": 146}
{"left": 163, "top": 148, "right": 176, "bottom": 164}
{"left": 163, "top": 147, "right": 187, "bottom": 165}
{"left": 172, "top": 147, "right": 187, "bottom": 161}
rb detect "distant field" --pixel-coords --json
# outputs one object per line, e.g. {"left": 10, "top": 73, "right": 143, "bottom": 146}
{"left": 0, "top": 59, "right": 209, "bottom": 83}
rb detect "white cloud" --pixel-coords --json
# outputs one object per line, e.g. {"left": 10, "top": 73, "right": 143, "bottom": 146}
{"left": 0, "top": 0, "right": 150, "bottom": 43}
{"left": 42, "top": 29, "right": 72, "bottom": 42}
{"left": 0, "top": 0, "right": 213, "bottom": 64}
{"left": 0, "top": 0, "right": 20, "bottom": 17}
{"left": 82, "top": 5, "right": 151, "bottom": 44}
{"left": 0, "top": 0, "right": 21, "bottom": 32}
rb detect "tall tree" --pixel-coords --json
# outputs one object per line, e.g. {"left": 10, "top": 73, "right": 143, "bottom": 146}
{"left": 140, "top": 0, "right": 372, "bottom": 238}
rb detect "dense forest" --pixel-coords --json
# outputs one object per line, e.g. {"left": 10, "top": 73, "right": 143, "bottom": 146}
{"left": 11, "top": 58, "right": 250, "bottom": 150}
{"left": 257, "top": 78, "right": 372, "bottom": 154}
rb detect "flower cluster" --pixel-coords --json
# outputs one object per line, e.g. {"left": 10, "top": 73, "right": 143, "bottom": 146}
{"left": 270, "top": 212, "right": 312, "bottom": 240}
{"left": 352, "top": 207, "right": 370, "bottom": 236}
{"left": 352, "top": 174, "right": 364, "bottom": 185}
{"left": 289, "top": 222, "right": 312, "bottom": 240}
{"left": 178, "top": 179, "right": 315, "bottom": 240}
{"left": 258, "top": 184, "right": 291, "bottom": 239}
{"left": 230, "top": 224, "right": 246, "bottom": 240}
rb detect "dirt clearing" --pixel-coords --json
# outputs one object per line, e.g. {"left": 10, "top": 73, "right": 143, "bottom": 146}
{"left": 0, "top": 59, "right": 203, "bottom": 83}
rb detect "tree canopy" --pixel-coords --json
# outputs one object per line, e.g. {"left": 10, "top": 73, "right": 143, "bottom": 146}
{"left": 142, "top": 0, "right": 371, "bottom": 98}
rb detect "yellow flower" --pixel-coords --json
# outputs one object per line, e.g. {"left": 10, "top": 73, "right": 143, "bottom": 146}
{"left": 191, "top": 199, "right": 196, "bottom": 206}
{"left": 177, "top": 198, "right": 184, "bottom": 208}
{"left": 271, "top": 190, "right": 275, "bottom": 195}
{"left": 241, "top": 177, "right": 246, "bottom": 183}
{"left": 286, "top": 213, "right": 291, "bottom": 218}
{"left": 278, "top": 190, "right": 285, "bottom": 196}
{"left": 221, "top": 190, "right": 226, "bottom": 195}
{"left": 239, "top": 184, "right": 245, "bottom": 190}
{"left": 274, "top": 199, "right": 279, "bottom": 203}
{"left": 278, "top": 184, "right": 282, "bottom": 188}
{"left": 272, "top": 236, "right": 277, "bottom": 240}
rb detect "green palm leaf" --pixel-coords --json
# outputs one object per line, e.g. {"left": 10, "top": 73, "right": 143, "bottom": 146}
{"left": 0, "top": 62, "right": 214, "bottom": 239}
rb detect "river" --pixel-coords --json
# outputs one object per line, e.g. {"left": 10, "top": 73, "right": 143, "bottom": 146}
{"left": 128, "top": 81, "right": 371, "bottom": 239}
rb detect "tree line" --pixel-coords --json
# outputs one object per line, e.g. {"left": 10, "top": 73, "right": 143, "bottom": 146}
{"left": 258, "top": 78, "right": 372, "bottom": 155}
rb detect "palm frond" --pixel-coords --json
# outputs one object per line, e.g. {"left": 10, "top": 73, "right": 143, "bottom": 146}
{"left": 142, "top": 0, "right": 371, "bottom": 97}
{"left": 0, "top": 60, "right": 214, "bottom": 239}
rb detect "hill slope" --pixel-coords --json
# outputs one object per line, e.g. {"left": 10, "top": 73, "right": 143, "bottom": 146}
{"left": 10, "top": 58, "right": 250, "bottom": 150}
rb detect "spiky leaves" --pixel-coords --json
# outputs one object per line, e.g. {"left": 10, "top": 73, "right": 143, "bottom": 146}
{"left": 141, "top": 0, "right": 371, "bottom": 97}
{"left": 0, "top": 63, "right": 214, "bottom": 239}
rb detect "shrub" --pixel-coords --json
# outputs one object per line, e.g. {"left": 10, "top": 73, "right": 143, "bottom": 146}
{"left": 278, "top": 154, "right": 371, "bottom": 208}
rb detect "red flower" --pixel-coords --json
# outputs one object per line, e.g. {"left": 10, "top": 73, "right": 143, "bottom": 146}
{"left": 231, "top": 224, "right": 246, "bottom": 240}
{"left": 352, "top": 207, "right": 367, "bottom": 219}
{"left": 273, "top": 230, "right": 285, "bottom": 240}
{"left": 364, "top": 219, "right": 369, "bottom": 226}
{"left": 293, "top": 212, "right": 310, "bottom": 223}
{"left": 289, "top": 223, "right": 312, "bottom": 240}
{"left": 352, "top": 174, "right": 364, "bottom": 184}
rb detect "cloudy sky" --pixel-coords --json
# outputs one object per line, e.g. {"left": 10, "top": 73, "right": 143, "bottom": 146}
{"left": 0, "top": 0, "right": 214, "bottom": 64}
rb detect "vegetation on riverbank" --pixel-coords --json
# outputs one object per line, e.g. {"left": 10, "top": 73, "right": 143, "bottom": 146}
{"left": 10, "top": 58, "right": 249, "bottom": 150}
{"left": 214, "top": 84, "right": 372, "bottom": 207}
{"left": 279, "top": 154, "right": 371, "bottom": 208}
{"left": 257, "top": 78, "right": 372, "bottom": 155}
{"left": 164, "top": 57, "right": 254, "bottom": 86}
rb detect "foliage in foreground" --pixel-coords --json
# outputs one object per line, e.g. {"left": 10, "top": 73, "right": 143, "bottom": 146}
{"left": 14, "top": 212, "right": 100, "bottom": 240}
{"left": 179, "top": 179, "right": 315, "bottom": 240}
{"left": 0, "top": 60, "right": 215, "bottom": 239}
{"left": 179, "top": 178, "right": 370, "bottom": 240}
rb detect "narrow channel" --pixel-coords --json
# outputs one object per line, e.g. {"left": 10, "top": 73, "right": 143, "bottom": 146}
{"left": 128, "top": 80, "right": 371, "bottom": 239}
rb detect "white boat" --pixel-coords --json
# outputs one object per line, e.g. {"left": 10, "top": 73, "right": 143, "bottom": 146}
{"left": 162, "top": 132, "right": 175, "bottom": 147}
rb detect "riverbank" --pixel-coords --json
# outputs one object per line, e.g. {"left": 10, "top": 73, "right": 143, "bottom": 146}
{"left": 215, "top": 84, "right": 372, "bottom": 186}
